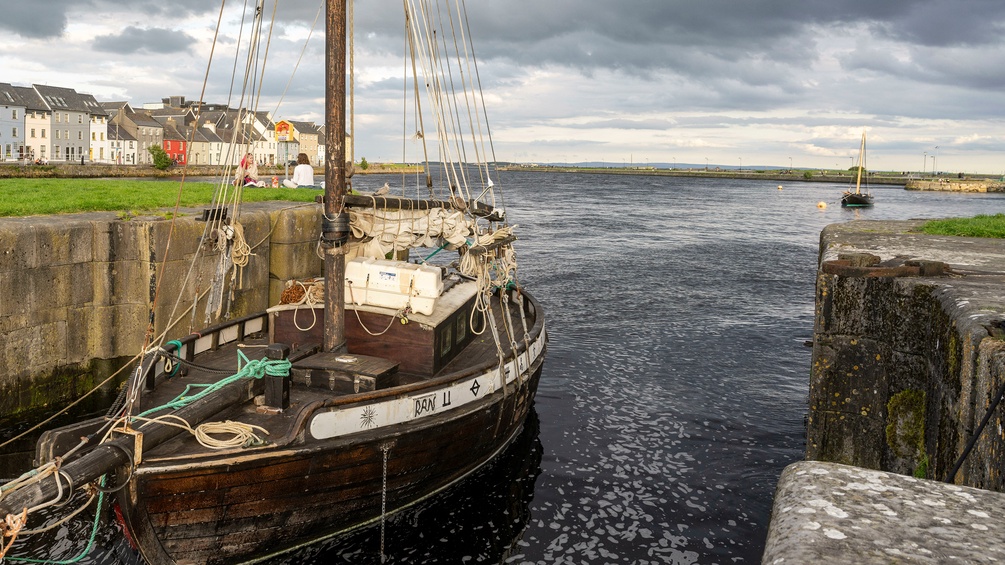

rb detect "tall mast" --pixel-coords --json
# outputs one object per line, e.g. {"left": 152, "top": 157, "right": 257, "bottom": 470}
{"left": 855, "top": 131, "right": 865, "bottom": 195}
{"left": 323, "top": 0, "right": 348, "bottom": 352}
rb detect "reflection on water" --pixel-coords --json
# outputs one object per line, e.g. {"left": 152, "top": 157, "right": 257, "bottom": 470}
{"left": 5, "top": 173, "right": 1002, "bottom": 564}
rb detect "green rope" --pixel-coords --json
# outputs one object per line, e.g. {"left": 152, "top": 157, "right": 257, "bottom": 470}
{"left": 135, "top": 352, "right": 291, "bottom": 419}
{"left": 4, "top": 477, "right": 106, "bottom": 565}
{"left": 165, "top": 340, "right": 183, "bottom": 377}
{"left": 420, "top": 241, "right": 450, "bottom": 264}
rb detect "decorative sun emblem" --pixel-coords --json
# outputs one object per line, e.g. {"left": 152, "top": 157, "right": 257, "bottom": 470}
{"left": 360, "top": 406, "right": 377, "bottom": 429}
{"left": 470, "top": 380, "right": 481, "bottom": 396}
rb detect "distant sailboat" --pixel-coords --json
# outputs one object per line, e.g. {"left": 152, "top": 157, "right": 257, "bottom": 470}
{"left": 841, "top": 131, "right": 874, "bottom": 207}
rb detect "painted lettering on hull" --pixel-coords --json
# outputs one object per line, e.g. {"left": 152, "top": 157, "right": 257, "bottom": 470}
{"left": 414, "top": 393, "right": 437, "bottom": 417}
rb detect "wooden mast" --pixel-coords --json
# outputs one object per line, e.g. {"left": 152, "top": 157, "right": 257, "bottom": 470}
{"left": 323, "top": 0, "right": 348, "bottom": 353}
{"left": 855, "top": 131, "right": 865, "bottom": 195}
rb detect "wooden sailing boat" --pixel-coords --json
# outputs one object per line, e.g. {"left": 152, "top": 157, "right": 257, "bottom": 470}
{"left": 0, "top": 1, "right": 546, "bottom": 563}
{"left": 841, "top": 131, "right": 874, "bottom": 207}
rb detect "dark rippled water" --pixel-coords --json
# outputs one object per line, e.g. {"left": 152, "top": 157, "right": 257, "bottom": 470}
{"left": 7, "top": 173, "right": 1003, "bottom": 564}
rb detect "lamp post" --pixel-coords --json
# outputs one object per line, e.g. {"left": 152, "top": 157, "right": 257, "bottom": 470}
{"left": 923, "top": 151, "right": 927, "bottom": 176}
{"left": 739, "top": 157, "right": 742, "bottom": 171}
{"left": 705, "top": 157, "right": 708, "bottom": 171}
{"left": 789, "top": 156, "right": 792, "bottom": 171}
{"left": 931, "top": 155, "right": 936, "bottom": 176}
{"left": 934, "top": 146, "right": 939, "bottom": 174}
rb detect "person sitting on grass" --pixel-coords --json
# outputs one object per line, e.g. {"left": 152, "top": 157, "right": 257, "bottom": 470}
{"left": 235, "top": 153, "right": 265, "bottom": 187}
{"left": 282, "top": 153, "right": 316, "bottom": 188}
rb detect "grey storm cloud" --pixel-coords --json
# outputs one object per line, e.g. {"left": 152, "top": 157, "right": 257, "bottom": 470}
{"left": 0, "top": 0, "right": 74, "bottom": 38}
{"left": 92, "top": 26, "right": 195, "bottom": 55}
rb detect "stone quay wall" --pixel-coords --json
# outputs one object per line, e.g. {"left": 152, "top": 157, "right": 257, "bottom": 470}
{"left": 905, "top": 179, "right": 1005, "bottom": 192}
{"left": 762, "top": 220, "right": 1005, "bottom": 563}
{"left": 806, "top": 220, "right": 1005, "bottom": 489}
{"left": 0, "top": 202, "right": 323, "bottom": 424}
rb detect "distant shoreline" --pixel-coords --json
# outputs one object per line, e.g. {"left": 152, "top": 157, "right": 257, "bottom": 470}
{"left": 497, "top": 165, "right": 918, "bottom": 185}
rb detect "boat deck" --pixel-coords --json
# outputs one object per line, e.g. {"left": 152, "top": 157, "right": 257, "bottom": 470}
{"left": 133, "top": 290, "right": 531, "bottom": 463}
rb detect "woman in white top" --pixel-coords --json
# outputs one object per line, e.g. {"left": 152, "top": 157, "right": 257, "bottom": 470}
{"left": 283, "top": 153, "right": 316, "bottom": 188}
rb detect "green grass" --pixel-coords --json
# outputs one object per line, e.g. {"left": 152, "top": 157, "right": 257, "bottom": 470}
{"left": 919, "top": 214, "right": 1005, "bottom": 239}
{"left": 0, "top": 179, "right": 319, "bottom": 217}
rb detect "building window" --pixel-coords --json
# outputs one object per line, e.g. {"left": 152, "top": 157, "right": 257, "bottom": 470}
{"left": 64, "top": 113, "right": 69, "bottom": 122}
{"left": 56, "top": 113, "right": 60, "bottom": 123}
{"left": 78, "top": 131, "right": 83, "bottom": 140}
{"left": 92, "top": 132, "right": 96, "bottom": 141}
{"left": 77, "top": 115, "right": 82, "bottom": 124}
{"left": 55, "top": 130, "right": 60, "bottom": 140}
{"left": 12, "top": 128, "right": 17, "bottom": 138}
{"left": 30, "top": 128, "right": 35, "bottom": 138}
{"left": 11, "top": 109, "right": 17, "bottom": 120}
{"left": 101, "top": 133, "right": 105, "bottom": 141}
{"left": 64, "top": 130, "right": 68, "bottom": 140}
{"left": 55, "top": 145, "right": 60, "bottom": 158}
{"left": 41, "top": 129, "right": 46, "bottom": 138}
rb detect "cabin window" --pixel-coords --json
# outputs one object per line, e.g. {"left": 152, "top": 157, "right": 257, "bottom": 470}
{"left": 440, "top": 326, "right": 452, "bottom": 357}
{"left": 455, "top": 315, "right": 467, "bottom": 344}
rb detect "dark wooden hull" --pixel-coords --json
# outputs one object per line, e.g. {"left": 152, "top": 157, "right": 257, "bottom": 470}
{"left": 111, "top": 288, "right": 546, "bottom": 565}
{"left": 841, "top": 191, "right": 874, "bottom": 207}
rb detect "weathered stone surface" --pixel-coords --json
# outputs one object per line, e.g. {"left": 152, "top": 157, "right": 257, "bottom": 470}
{"left": 0, "top": 203, "right": 323, "bottom": 421}
{"left": 763, "top": 461, "right": 1005, "bottom": 564}
{"left": 809, "top": 220, "right": 1005, "bottom": 490}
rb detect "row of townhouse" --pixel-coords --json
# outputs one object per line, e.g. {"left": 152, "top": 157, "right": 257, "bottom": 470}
{"left": 0, "top": 85, "right": 329, "bottom": 167}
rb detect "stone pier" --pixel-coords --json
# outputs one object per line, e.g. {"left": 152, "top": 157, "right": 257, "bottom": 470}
{"left": 764, "top": 219, "right": 1005, "bottom": 562}
{"left": 0, "top": 202, "right": 323, "bottom": 425}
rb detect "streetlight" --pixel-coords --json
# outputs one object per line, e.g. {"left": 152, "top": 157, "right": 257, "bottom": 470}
{"left": 705, "top": 157, "right": 708, "bottom": 170}
{"left": 923, "top": 151, "right": 927, "bottom": 176}
{"left": 789, "top": 156, "right": 792, "bottom": 171}
{"left": 931, "top": 155, "right": 936, "bottom": 176}
{"left": 739, "top": 157, "right": 742, "bottom": 171}
{"left": 934, "top": 146, "right": 939, "bottom": 174}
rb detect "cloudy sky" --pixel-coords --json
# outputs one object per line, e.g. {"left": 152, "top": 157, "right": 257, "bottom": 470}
{"left": 3, "top": 0, "right": 1004, "bottom": 173}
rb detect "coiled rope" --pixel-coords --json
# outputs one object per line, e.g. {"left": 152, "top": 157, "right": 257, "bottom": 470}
{"left": 136, "top": 351, "right": 291, "bottom": 419}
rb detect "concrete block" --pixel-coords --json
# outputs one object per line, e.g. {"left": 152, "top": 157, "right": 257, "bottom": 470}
{"left": 268, "top": 205, "right": 322, "bottom": 245}
{"left": 109, "top": 221, "right": 150, "bottom": 262}
{"left": 763, "top": 461, "right": 1005, "bottom": 564}
{"left": 0, "top": 218, "right": 38, "bottom": 270}
{"left": 34, "top": 218, "right": 95, "bottom": 265}
{"left": 269, "top": 240, "right": 323, "bottom": 282}
{"left": 109, "top": 260, "right": 153, "bottom": 306}
{"left": 0, "top": 265, "right": 32, "bottom": 318}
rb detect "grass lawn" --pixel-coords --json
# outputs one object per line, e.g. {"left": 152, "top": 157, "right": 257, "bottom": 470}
{"left": 0, "top": 178, "right": 319, "bottom": 217}
{"left": 919, "top": 214, "right": 1005, "bottom": 238}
